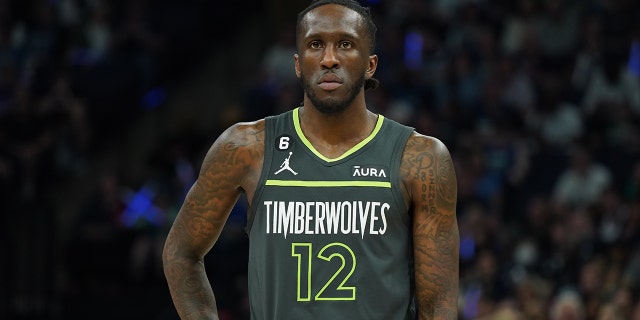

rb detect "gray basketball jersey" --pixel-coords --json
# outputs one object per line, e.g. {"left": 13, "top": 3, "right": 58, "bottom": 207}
{"left": 247, "top": 107, "right": 415, "bottom": 319}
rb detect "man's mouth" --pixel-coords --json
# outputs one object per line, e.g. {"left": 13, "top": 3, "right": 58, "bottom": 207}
{"left": 318, "top": 82, "right": 342, "bottom": 90}
{"left": 318, "top": 74, "right": 343, "bottom": 91}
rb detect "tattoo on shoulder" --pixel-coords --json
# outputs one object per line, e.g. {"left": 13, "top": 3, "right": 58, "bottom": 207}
{"left": 202, "top": 122, "right": 265, "bottom": 172}
{"left": 402, "top": 134, "right": 457, "bottom": 216}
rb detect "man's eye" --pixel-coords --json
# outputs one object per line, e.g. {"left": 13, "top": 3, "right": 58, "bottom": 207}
{"left": 339, "top": 42, "right": 352, "bottom": 49}
{"left": 310, "top": 41, "right": 322, "bottom": 49}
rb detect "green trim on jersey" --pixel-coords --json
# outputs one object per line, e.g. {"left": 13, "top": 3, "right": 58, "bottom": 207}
{"left": 265, "top": 180, "right": 392, "bottom": 188}
{"left": 293, "top": 107, "right": 385, "bottom": 162}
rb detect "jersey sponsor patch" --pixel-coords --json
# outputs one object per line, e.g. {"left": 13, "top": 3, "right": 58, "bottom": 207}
{"left": 352, "top": 165, "right": 388, "bottom": 178}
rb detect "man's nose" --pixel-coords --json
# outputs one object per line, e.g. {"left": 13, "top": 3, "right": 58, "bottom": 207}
{"left": 320, "top": 45, "right": 339, "bottom": 69}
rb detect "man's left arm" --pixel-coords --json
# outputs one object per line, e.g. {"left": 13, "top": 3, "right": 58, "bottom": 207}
{"left": 401, "top": 133, "right": 459, "bottom": 319}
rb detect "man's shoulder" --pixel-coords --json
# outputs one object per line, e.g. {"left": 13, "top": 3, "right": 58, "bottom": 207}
{"left": 399, "top": 132, "right": 453, "bottom": 178}
{"left": 208, "top": 119, "right": 267, "bottom": 156}
{"left": 199, "top": 119, "right": 267, "bottom": 173}
{"left": 224, "top": 119, "right": 266, "bottom": 142}
{"left": 402, "top": 132, "right": 449, "bottom": 156}
{"left": 231, "top": 118, "right": 266, "bottom": 132}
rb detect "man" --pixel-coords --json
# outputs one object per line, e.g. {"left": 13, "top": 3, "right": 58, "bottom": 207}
{"left": 162, "top": 0, "right": 459, "bottom": 319}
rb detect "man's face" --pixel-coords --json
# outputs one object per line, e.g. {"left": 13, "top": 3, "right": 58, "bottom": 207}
{"left": 295, "top": 4, "right": 377, "bottom": 114}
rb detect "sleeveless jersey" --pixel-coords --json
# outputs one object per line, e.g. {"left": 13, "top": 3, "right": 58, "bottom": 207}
{"left": 247, "top": 107, "right": 415, "bottom": 319}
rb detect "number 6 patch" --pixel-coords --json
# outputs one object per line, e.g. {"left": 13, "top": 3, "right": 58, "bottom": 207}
{"left": 276, "top": 134, "right": 294, "bottom": 151}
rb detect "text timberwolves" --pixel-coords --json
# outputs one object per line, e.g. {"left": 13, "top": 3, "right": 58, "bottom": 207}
{"left": 263, "top": 201, "right": 389, "bottom": 239}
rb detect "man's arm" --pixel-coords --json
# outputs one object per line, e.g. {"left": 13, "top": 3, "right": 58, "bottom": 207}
{"left": 401, "top": 133, "right": 459, "bottom": 320}
{"left": 162, "top": 121, "right": 264, "bottom": 320}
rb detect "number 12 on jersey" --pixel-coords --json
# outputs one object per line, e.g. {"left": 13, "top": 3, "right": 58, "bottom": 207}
{"left": 291, "top": 242, "right": 357, "bottom": 301}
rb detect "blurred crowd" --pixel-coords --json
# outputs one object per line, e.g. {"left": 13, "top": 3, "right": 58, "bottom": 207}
{"left": 0, "top": 0, "right": 257, "bottom": 319}
{"left": 370, "top": 1, "right": 640, "bottom": 320}
{"left": 1, "top": 0, "right": 640, "bottom": 319}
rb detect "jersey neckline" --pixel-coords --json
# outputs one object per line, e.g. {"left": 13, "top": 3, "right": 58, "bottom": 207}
{"left": 292, "top": 107, "right": 385, "bottom": 163}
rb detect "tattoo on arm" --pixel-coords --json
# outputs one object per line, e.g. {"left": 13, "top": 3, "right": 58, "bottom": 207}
{"left": 163, "top": 122, "right": 264, "bottom": 320}
{"left": 402, "top": 134, "right": 459, "bottom": 320}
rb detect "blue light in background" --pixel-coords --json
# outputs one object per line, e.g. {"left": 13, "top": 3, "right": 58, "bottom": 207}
{"left": 121, "top": 185, "right": 164, "bottom": 228}
{"left": 629, "top": 40, "right": 640, "bottom": 77}
{"left": 142, "top": 87, "right": 167, "bottom": 110}
{"left": 460, "top": 235, "right": 476, "bottom": 261}
{"left": 404, "top": 31, "right": 423, "bottom": 70}
{"left": 462, "top": 285, "right": 482, "bottom": 319}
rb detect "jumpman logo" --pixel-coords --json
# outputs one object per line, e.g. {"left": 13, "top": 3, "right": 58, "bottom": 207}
{"left": 275, "top": 152, "right": 298, "bottom": 175}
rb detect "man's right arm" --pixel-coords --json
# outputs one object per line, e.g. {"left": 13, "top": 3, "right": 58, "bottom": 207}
{"left": 162, "top": 121, "right": 264, "bottom": 319}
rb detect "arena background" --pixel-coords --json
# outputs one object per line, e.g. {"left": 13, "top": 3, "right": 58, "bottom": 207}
{"left": 1, "top": 0, "right": 639, "bottom": 319}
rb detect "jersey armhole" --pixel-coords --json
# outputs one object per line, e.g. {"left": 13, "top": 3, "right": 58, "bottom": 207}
{"left": 245, "top": 116, "right": 275, "bottom": 234}
{"left": 390, "top": 127, "right": 414, "bottom": 220}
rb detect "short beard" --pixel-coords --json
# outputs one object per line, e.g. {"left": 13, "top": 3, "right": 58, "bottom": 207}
{"left": 301, "top": 73, "right": 365, "bottom": 115}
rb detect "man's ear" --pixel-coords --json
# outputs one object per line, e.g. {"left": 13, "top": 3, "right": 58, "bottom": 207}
{"left": 366, "top": 54, "right": 378, "bottom": 79}
{"left": 294, "top": 53, "right": 301, "bottom": 78}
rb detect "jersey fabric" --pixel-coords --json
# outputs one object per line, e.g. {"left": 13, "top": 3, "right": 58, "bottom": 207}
{"left": 247, "top": 107, "right": 415, "bottom": 320}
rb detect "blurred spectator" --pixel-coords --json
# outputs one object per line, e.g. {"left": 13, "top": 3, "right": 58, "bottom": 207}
{"left": 608, "top": 285, "right": 635, "bottom": 319}
{"left": 80, "top": 0, "right": 112, "bottom": 64}
{"left": 38, "top": 73, "right": 90, "bottom": 177}
{"left": 476, "top": 302, "right": 525, "bottom": 320}
{"left": 534, "top": 0, "right": 581, "bottom": 60}
{"left": 243, "top": 27, "right": 301, "bottom": 119}
{"left": 113, "top": 0, "right": 166, "bottom": 90}
{"left": 633, "top": 296, "right": 640, "bottom": 320}
{"left": 485, "top": 53, "right": 536, "bottom": 116}
{"left": 579, "top": 257, "right": 607, "bottom": 318}
{"left": 66, "top": 169, "right": 127, "bottom": 292}
{"left": 500, "top": 0, "right": 539, "bottom": 56}
{"left": 597, "top": 302, "right": 626, "bottom": 320}
{"left": 261, "top": 27, "right": 297, "bottom": 88}
{"left": 571, "top": 12, "right": 605, "bottom": 92}
{"left": 514, "top": 275, "right": 552, "bottom": 320}
{"left": 594, "top": 188, "right": 633, "bottom": 246}
{"left": 549, "top": 288, "right": 586, "bottom": 320}
{"left": 581, "top": 44, "right": 640, "bottom": 117}
{"left": 552, "top": 144, "right": 612, "bottom": 209}
{"left": 527, "top": 69, "right": 583, "bottom": 150}
{"left": 0, "top": 85, "right": 54, "bottom": 202}
{"left": 445, "top": 50, "right": 486, "bottom": 114}
{"left": 460, "top": 248, "right": 510, "bottom": 320}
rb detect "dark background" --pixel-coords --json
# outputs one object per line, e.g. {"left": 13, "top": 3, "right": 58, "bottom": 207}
{"left": 1, "top": 0, "right": 639, "bottom": 319}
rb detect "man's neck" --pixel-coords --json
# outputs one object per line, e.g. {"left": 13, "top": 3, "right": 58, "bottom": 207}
{"left": 298, "top": 98, "right": 378, "bottom": 158}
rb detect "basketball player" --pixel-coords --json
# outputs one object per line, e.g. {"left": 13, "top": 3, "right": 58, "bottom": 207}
{"left": 162, "top": 0, "right": 459, "bottom": 319}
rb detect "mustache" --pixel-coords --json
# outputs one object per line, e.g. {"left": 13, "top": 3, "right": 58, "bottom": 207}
{"left": 317, "top": 71, "right": 343, "bottom": 83}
